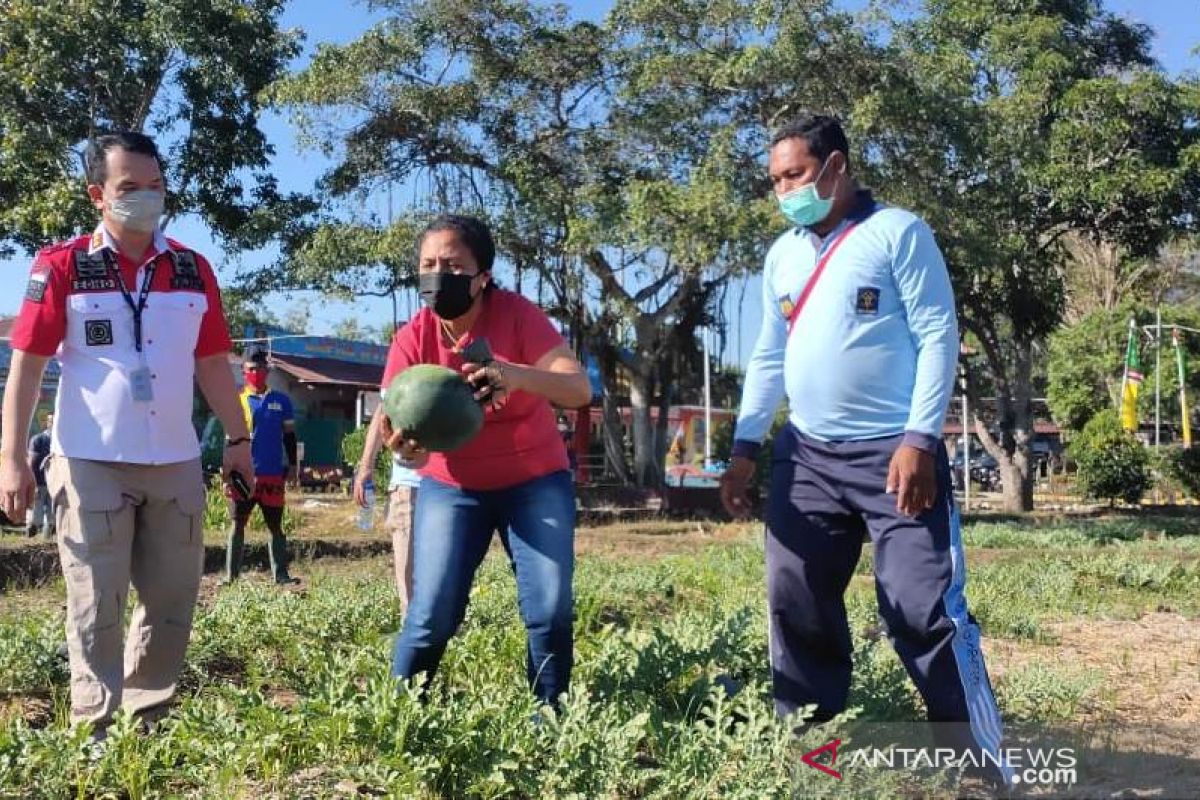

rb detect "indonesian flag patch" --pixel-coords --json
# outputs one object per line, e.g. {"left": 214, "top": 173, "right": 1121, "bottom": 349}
{"left": 25, "top": 271, "right": 48, "bottom": 303}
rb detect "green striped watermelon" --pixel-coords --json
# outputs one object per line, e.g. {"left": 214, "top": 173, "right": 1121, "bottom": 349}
{"left": 382, "top": 364, "right": 484, "bottom": 452}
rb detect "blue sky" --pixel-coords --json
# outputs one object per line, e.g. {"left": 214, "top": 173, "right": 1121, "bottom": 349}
{"left": 3, "top": 0, "right": 1197, "bottom": 367}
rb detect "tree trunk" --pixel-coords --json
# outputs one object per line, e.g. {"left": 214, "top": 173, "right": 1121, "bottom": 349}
{"left": 973, "top": 338, "right": 1037, "bottom": 513}
{"left": 593, "top": 342, "right": 632, "bottom": 485}
{"left": 601, "top": 388, "right": 632, "bottom": 484}
{"left": 999, "top": 446, "right": 1034, "bottom": 512}
{"left": 629, "top": 371, "right": 661, "bottom": 488}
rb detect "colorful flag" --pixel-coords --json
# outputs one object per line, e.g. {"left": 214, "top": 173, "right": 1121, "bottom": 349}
{"left": 1120, "top": 318, "right": 1142, "bottom": 432}
{"left": 1174, "top": 328, "right": 1191, "bottom": 447}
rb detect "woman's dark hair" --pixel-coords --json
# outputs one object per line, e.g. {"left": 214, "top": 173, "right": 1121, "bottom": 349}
{"left": 418, "top": 214, "right": 496, "bottom": 278}
{"left": 771, "top": 115, "right": 850, "bottom": 167}
{"left": 85, "top": 131, "right": 164, "bottom": 185}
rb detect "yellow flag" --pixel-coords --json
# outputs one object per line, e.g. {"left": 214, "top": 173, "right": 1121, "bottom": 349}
{"left": 1120, "top": 320, "right": 1142, "bottom": 433}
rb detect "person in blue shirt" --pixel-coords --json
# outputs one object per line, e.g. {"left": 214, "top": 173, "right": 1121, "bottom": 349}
{"left": 720, "top": 115, "right": 1010, "bottom": 786}
{"left": 225, "top": 349, "right": 300, "bottom": 586}
{"left": 25, "top": 413, "right": 53, "bottom": 540}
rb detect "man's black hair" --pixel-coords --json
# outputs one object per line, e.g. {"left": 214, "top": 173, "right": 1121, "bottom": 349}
{"left": 243, "top": 348, "right": 270, "bottom": 367}
{"left": 770, "top": 115, "right": 850, "bottom": 165}
{"left": 84, "top": 131, "right": 163, "bottom": 186}
{"left": 417, "top": 214, "right": 496, "bottom": 275}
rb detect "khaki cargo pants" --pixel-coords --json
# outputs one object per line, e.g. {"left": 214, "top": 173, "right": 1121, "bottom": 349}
{"left": 46, "top": 456, "right": 206, "bottom": 729}
{"left": 385, "top": 486, "right": 416, "bottom": 610}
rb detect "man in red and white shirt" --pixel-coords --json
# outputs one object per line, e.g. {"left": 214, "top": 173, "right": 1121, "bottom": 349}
{"left": 0, "top": 131, "right": 253, "bottom": 733}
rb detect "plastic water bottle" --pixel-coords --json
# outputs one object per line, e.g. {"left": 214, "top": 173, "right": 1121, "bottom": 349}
{"left": 358, "top": 478, "right": 375, "bottom": 530}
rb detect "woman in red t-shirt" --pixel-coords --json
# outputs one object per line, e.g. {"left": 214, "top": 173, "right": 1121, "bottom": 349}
{"left": 381, "top": 214, "right": 591, "bottom": 705}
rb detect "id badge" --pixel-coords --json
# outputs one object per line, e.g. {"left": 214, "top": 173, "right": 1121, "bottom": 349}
{"left": 130, "top": 366, "right": 154, "bottom": 403}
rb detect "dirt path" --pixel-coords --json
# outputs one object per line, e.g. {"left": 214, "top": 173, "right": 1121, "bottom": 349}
{"left": 987, "top": 612, "right": 1200, "bottom": 797}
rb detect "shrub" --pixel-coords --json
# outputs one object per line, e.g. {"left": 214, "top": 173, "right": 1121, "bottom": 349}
{"left": 341, "top": 425, "right": 391, "bottom": 492}
{"left": 1159, "top": 445, "right": 1200, "bottom": 499}
{"left": 1068, "top": 410, "right": 1151, "bottom": 506}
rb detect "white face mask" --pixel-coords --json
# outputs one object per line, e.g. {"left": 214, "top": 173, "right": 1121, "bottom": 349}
{"left": 108, "top": 190, "right": 164, "bottom": 232}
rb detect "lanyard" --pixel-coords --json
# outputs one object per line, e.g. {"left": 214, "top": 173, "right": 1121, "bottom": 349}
{"left": 100, "top": 250, "right": 159, "bottom": 352}
{"left": 786, "top": 221, "right": 861, "bottom": 337}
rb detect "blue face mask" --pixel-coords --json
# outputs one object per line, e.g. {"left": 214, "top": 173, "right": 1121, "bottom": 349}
{"left": 777, "top": 156, "right": 835, "bottom": 227}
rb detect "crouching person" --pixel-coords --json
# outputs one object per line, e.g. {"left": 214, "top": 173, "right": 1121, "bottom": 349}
{"left": 382, "top": 214, "right": 591, "bottom": 706}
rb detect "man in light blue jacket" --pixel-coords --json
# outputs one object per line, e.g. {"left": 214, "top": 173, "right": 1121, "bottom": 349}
{"left": 721, "top": 115, "right": 1009, "bottom": 785}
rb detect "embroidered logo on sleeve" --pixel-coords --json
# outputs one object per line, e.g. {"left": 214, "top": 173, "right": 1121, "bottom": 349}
{"left": 855, "top": 286, "right": 881, "bottom": 315}
{"left": 25, "top": 272, "right": 48, "bottom": 303}
{"left": 84, "top": 319, "right": 114, "bottom": 346}
{"left": 777, "top": 293, "right": 796, "bottom": 318}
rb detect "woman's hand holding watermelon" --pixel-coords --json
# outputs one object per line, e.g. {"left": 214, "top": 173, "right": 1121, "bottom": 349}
{"left": 380, "top": 414, "right": 430, "bottom": 468}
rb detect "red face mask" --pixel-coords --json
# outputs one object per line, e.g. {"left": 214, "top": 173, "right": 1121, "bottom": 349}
{"left": 244, "top": 368, "right": 268, "bottom": 393}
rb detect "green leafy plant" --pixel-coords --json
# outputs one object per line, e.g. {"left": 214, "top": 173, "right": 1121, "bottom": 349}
{"left": 1068, "top": 410, "right": 1152, "bottom": 506}
{"left": 1158, "top": 446, "right": 1200, "bottom": 499}
{"left": 341, "top": 425, "right": 390, "bottom": 493}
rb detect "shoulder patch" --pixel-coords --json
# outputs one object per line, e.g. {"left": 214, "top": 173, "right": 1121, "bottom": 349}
{"left": 777, "top": 293, "right": 796, "bottom": 318}
{"left": 169, "top": 250, "right": 206, "bottom": 291}
{"left": 25, "top": 272, "right": 48, "bottom": 303}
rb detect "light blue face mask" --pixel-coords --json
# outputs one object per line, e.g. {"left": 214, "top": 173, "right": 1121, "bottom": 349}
{"left": 776, "top": 156, "right": 835, "bottom": 227}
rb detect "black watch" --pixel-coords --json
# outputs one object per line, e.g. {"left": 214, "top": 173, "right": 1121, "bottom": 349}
{"left": 225, "top": 436, "right": 250, "bottom": 447}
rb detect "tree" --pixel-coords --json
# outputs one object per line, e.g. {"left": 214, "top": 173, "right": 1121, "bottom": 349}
{"left": 280, "top": 301, "right": 312, "bottom": 335}
{"left": 235, "top": 216, "right": 424, "bottom": 330}
{"left": 332, "top": 317, "right": 396, "bottom": 344}
{"left": 264, "top": 0, "right": 811, "bottom": 487}
{"left": 1047, "top": 305, "right": 1137, "bottom": 432}
{"left": 1059, "top": 235, "right": 1186, "bottom": 325}
{"left": 221, "top": 287, "right": 280, "bottom": 346}
{"left": 0, "top": 0, "right": 307, "bottom": 256}
{"left": 1069, "top": 409, "right": 1151, "bottom": 506}
{"left": 863, "top": 0, "right": 1200, "bottom": 511}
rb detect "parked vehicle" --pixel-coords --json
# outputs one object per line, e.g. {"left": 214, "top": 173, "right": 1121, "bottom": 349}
{"left": 951, "top": 452, "right": 1001, "bottom": 491}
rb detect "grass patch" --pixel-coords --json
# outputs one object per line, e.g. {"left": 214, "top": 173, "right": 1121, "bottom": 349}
{"left": 0, "top": 517, "right": 1194, "bottom": 797}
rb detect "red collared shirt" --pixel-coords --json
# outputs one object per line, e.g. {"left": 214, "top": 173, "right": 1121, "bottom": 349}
{"left": 11, "top": 223, "right": 232, "bottom": 464}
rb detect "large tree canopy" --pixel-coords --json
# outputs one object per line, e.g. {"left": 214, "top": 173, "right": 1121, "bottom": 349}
{"left": 861, "top": 0, "right": 1200, "bottom": 510}
{"left": 264, "top": 0, "right": 893, "bottom": 486}
{"left": 0, "top": 0, "right": 306, "bottom": 256}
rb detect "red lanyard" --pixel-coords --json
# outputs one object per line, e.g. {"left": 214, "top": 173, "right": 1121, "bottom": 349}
{"left": 786, "top": 222, "right": 860, "bottom": 336}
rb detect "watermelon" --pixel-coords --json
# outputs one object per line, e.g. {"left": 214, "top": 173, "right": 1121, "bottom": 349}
{"left": 383, "top": 364, "right": 484, "bottom": 452}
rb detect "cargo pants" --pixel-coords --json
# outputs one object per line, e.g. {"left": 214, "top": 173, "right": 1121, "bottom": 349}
{"left": 385, "top": 485, "right": 417, "bottom": 610}
{"left": 46, "top": 456, "right": 206, "bottom": 729}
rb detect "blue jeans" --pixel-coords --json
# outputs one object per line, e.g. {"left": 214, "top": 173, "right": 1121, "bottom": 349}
{"left": 391, "top": 470, "right": 575, "bottom": 704}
